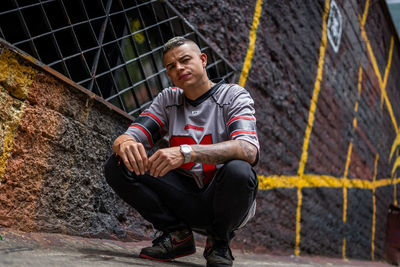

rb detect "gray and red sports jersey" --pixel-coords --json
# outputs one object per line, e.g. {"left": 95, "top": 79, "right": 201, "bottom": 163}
{"left": 124, "top": 81, "right": 260, "bottom": 188}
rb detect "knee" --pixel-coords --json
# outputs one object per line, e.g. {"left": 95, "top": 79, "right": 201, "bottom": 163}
{"left": 219, "top": 160, "right": 258, "bottom": 189}
{"left": 103, "top": 154, "right": 118, "bottom": 185}
{"left": 103, "top": 154, "right": 134, "bottom": 188}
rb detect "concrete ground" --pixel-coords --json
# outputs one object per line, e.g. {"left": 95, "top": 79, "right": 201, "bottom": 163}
{"left": 0, "top": 228, "right": 393, "bottom": 267}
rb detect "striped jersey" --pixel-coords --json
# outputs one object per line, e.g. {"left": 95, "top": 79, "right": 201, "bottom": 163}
{"left": 124, "top": 80, "right": 260, "bottom": 188}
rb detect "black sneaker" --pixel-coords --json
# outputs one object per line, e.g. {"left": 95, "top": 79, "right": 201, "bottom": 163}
{"left": 203, "top": 236, "right": 234, "bottom": 267}
{"left": 139, "top": 229, "right": 196, "bottom": 261}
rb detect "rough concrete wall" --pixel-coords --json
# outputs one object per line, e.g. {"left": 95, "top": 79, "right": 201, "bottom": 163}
{"left": 1, "top": 0, "right": 400, "bottom": 262}
{"left": 172, "top": 0, "right": 400, "bottom": 261}
{"left": 0, "top": 43, "right": 153, "bottom": 240}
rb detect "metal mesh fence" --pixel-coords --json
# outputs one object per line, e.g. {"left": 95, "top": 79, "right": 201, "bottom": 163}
{"left": 0, "top": 0, "right": 237, "bottom": 115}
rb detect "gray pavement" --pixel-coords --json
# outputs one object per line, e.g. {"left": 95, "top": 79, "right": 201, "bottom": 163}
{"left": 0, "top": 228, "right": 393, "bottom": 267}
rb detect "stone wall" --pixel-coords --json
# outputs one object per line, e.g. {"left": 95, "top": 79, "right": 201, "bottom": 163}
{"left": 0, "top": 42, "right": 153, "bottom": 240}
{"left": 1, "top": 0, "right": 400, "bottom": 261}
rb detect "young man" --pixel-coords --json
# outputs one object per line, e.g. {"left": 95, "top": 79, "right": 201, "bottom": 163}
{"left": 104, "top": 36, "right": 259, "bottom": 267}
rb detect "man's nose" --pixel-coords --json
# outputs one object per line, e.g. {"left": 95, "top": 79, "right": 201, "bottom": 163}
{"left": 176, "top": 62, "right": 184, "bottom": 71}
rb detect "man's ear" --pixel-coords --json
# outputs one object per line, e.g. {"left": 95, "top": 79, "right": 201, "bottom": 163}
{"left": 200, "top": 53, "right": 207, "bottom": 68}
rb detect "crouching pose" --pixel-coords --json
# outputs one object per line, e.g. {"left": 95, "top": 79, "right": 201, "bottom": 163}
{"left": 104, "top": 36, "right": 259, "bottom": 267}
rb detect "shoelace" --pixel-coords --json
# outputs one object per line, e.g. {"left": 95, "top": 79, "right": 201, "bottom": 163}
{"left": 152, "top": 232, "right": 170, "bottom": 247}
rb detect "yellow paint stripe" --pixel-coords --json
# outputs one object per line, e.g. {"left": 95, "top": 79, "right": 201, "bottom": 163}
{"left": 0, "top": 105, "right": 26, "bottom": 181}
{"left": 382, "top": 37, "right": 394, "bottom": 91}
{"left": 391, "top": 156, "right": 400, "bottom": 177}
{"left": 258, "top": 174, "right": 400, "bottom": 190}
{"left": 360, "top": 27, "right": 383, "bottom": 85}
{"left": 238, "top": 0, "right": 263, "bottom": 87}
{"left": 361, "top": 0, "right": 370, "bottom": 28}
{"left": 395, "top": 180, "right": 398, "bottom": 206}
{"left": 342, "top": 238, "right": 347, "bottom": 259}
{"left": 344, "top": 143, "right": 353, "bottom": 178}
{"left": 371, "top": 154, "right": 379, "bottom": 261}
{"left": 389, "top": 133, "right": 400, "bottom": 162}
{"left": 361, "top": 28, "right": 397, "bottom": 133}
{"left": 294, "top": 187, "right": 302, "bottom": 256}
{"left": 342, "top": 188, "right": 348, "bottom": 223}
{"left": 297, "top": 0, "right": 330, "bottom": 177}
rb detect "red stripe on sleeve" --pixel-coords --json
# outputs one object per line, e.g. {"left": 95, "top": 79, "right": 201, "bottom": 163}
{"left": 230, "top": 130, "right": 257, "bottom": 139}
{"left": 141, "top": 112, "right": 164, "bottom": 128}
{"left": 226, "top": 116, "right": 255, "bottom": 127}
{"left": 130, "top": 124, "right": 153, "bottom": 147}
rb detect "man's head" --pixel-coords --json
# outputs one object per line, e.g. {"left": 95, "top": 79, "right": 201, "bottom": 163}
{"left": 163, "top": 36, "right": 208, "bottom": 92}
{"left": 162, "top": 36, "right": 201, "bottom": 57}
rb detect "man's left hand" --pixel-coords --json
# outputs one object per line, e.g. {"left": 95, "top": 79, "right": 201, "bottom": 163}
{"left": 148, "top": 147, "right": 184, "bottom": 177}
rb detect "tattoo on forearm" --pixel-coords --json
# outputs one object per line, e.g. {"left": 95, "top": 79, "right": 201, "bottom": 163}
{"left": 192, "top": 140, "right": 257, "bottom": 165}
{"left": 239, "top": 140, "right": 257, "bottom": 162}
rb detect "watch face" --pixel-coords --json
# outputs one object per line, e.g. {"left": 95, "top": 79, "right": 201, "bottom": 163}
{"left": 182, "top": 146, "right": 191, "bottom": 153}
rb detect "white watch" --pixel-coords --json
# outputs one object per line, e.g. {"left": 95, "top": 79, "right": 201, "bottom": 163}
{"left": 180, "top": 145, "right": 192, "bottom": 164}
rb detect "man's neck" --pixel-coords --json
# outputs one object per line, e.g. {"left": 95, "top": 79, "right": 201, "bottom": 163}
{"left": 183, "top": 78, "right": 215, "bottom": 100}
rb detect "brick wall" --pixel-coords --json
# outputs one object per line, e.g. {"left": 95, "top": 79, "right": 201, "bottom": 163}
{"left": 1, "top": 0, "right": 400, "bottom": 261}
{"left": 172, "top": 0, "right": 400, "bottom": 260}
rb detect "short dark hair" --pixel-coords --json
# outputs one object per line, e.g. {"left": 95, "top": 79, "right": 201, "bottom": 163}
{"left": 163, "top": 36, "right": 200, "bottom": 56}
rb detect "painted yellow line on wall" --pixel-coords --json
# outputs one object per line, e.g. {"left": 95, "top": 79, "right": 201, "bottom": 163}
{"left": 361, "top": 0, "right": 370, "bottom": 28}
{"left": 389, "top": 133, "right": 400, "bottom": 162}
{"left": 238, "top": 0, "right": 263, "bottom": 87}
{"left": 0, "top": 104, "right": 26, "bottom": 181}
{"left": 342, "top": 65, "right": 363, "bottom": 258}
{"left": 294, "top": 0, "right": 331, "bottom": 256}
{"left": 371, "top": 154, "right": 379, "bottom": 261}
{"left": 258, "top": 174, "right": 400, "bottom": 190}
{"left": 0, "top": 49, "right": 37, "bottom": 183}
{"left": 294, "top": 187, "right": 303, "bottom": 256}
{"left": 360, "top": 29, "right": 397, "bottom": 133}
{"left": 382, "top": 37, "right": 394, "bottom": 91}
{"left": 342, "top": 142, "right": 352, "bottom": 259}
{"left": 297, "top": 0, "right": 330, "bottom": 178}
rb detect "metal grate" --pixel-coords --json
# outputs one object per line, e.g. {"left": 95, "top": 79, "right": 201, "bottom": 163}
{"left": 0, "top": 0, "right": 237, "bottom": 116}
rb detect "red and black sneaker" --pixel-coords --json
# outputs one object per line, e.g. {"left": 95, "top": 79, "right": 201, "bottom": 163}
{"left": 203, "top": 236, "right": 234, "bottom": 267}
{"left": 139, "top": 229, "right": 196, "bottom": 261}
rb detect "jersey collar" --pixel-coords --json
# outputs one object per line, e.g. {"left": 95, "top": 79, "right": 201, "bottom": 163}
{"left": 185, "top": 80, "right": 224, "bottom": 107}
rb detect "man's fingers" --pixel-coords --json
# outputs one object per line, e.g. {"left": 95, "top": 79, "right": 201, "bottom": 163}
{"left": 152, "top": 159, "right": 168, "bottom": 177}
{"left": 138, "top": 144, "right": 149, "bottom": 170}
{"left": 132, "top": 147, "right": 145, "bottom": 175}
{"left": 148, "top": 152, "right": 160, "bottom": 177}
{"left": 159, "top": 164, "right": 172, "bottom": 177}
{"left": 126, "top": 149, "right": 140, "bottom": 175}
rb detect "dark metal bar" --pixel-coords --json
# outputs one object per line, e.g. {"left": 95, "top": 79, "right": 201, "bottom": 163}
{"left": 0, "top": 0, "right": 56, "bottom": 16}
{"left": 132, "top": 0, "right": 160, "bottom": 101}
{"left": 79, "top": 0, "right": 109, "bottom": 88}
{"left": 119, "top": 0, "right": 153, "bottom": 108}
{"left": 0, "top": 26, "right": 5, "bottom": 40}
{"left": 106, "top": 3, "right": 141, "bottom": 108}
{"left": 87, "top": 0, "right": 113, "bottom": 91}
{"left": 105, "top": 67, "right": 167, "bottom": 100}
{"left": 12, "top": 0, "right": 42, "bottom": 62}
{"left": 38, "top": 0, "right": 71, "bottom": 78}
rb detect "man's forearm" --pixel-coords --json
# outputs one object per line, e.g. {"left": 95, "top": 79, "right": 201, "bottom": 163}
{"left": 191, "top": 140, "right": 257, "bottom": 165}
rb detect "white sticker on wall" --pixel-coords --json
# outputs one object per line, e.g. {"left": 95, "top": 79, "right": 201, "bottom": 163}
{"left": 327, "top": 0, "right": 343, "bottom": 53}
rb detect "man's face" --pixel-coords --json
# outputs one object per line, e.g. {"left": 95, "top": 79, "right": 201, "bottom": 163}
{"left": 163, "top": 43, "right": 207, "bottom": 90}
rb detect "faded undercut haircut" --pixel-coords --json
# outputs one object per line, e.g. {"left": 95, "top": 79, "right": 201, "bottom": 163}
{"left": 163, "top": 36, "right": 201, "bottom": 56}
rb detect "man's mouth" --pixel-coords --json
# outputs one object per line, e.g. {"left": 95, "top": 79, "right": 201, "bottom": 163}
{"left": 179, "top": 73, "right": 190, "bottom": 80}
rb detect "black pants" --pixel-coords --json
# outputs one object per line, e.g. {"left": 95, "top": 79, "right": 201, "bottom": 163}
{"left": 104, "top": 155, "right": 258, "bottom": 242}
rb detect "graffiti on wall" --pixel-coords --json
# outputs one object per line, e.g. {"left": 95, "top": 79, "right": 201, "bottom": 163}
{"left": 241, "top": 0, "right": 398, "bottom": 259}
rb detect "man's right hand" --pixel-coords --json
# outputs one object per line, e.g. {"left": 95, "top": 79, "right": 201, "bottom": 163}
{"left": 113, "top": 135, "right": 148, "bottom": 175}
